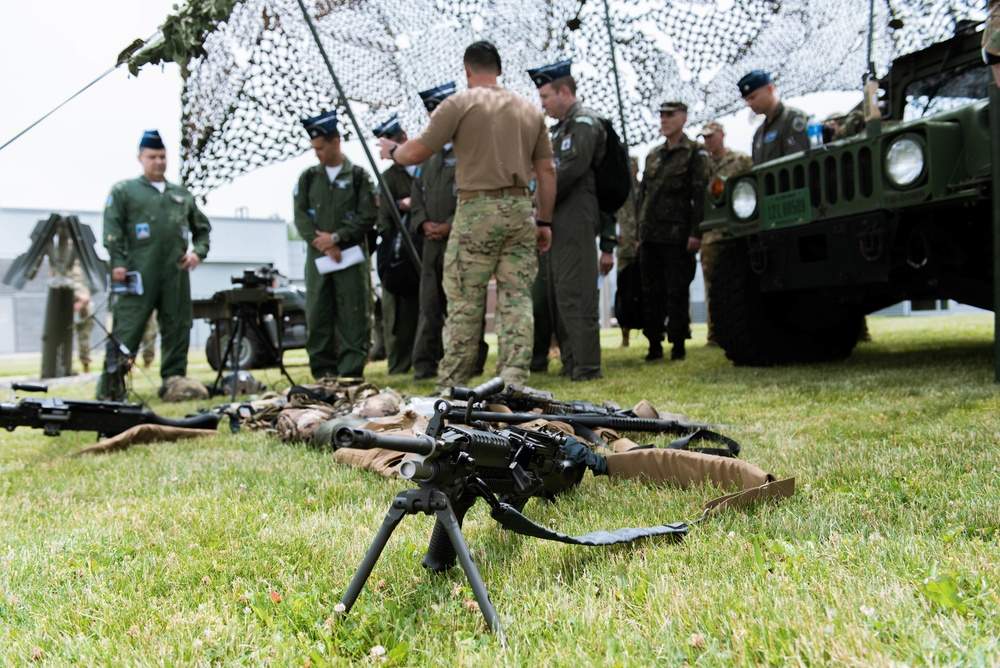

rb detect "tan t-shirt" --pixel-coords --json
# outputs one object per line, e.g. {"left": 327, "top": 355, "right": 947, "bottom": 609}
{"left": 414, "top": 85, "right": 553, "bottom": 192}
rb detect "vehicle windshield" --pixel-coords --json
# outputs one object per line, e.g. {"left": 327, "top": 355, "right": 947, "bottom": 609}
{"left": 902, "top": 61, "right": 989, "bottom": 119}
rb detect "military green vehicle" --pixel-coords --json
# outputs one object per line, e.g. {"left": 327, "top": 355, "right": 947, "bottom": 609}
{"left": 702, "top": 23, "right": 992, "bottom": 365}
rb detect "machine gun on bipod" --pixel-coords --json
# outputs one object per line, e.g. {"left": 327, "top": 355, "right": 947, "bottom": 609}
{"left": 332, "top": 397, "right": 688, "bottom": 641}
{"left": 1, "top": 383, "right": 221, "bottom": 439}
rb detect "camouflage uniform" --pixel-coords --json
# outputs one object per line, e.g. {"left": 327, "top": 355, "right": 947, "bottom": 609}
{"left": 615, "top": 174, "right": 640, "bottom": 345}
{"left": 409, "top": 145, "right": 488, "bottom": 379}
{"left": 751, "top": 102, "right": 810, "bottom": 165}
{"left": 140, "top": 313, "right": 158, "bottom": 366}
{"left": 615, "top": 182, "right": 639, "bottom": 271}
{"left": 548, "top": 101, "right": 608, "bottom": 380}
{"left": 440, "top": 195, "right": 537, "bottom": 388}
{"left": 831, "top": 110, "right": 866, "bottom": 140}
{"left": 985, "top": 0, "right": 1000, "bottom": 62}
{"left": 638, "top": 134, "right": 709, "bottom": 349}
{"left": 412, "top": 83, "right": 553, "bottom": 390}
{"left": 377, "top": 163, "right": 419, "bottom": 375}
{"left": 701, "top": 149, "right": 752, "bottom": 344}
{"left": 69, "top": 264, "right": 94, "bottom": 371}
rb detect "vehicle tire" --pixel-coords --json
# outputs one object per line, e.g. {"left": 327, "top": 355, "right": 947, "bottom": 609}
{"left": 206, "top": 329, "right": 261, "bottom": 370}
{"left": 710, "top": 238, "right": 862, "bottom": 366}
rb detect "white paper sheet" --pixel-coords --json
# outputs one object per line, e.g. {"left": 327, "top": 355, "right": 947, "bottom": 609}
{"left": 314, "top": 245, "right": 365, "bottom": 274}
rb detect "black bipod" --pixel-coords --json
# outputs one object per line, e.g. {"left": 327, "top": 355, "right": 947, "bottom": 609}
{"left": 339, "top": 486, "right": 506, "bottom": 644}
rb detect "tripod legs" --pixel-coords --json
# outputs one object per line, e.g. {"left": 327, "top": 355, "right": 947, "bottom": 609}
{"left": 339, "top": 489, "right": 505, "bottom": 642}
{"left": 210, "top": 308, "right": 296, "bottom": 400}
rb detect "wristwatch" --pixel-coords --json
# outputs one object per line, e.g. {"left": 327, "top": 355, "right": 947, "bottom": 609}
{"left": 331, "top": 232, "right": 341, "bottom": 244}
{"left": 389, "top": 143, "right": 400, "bottom": 162}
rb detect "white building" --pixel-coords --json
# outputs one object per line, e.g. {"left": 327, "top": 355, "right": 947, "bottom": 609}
{"left": 0, "top": 206, "right": 294, "bottom": 354}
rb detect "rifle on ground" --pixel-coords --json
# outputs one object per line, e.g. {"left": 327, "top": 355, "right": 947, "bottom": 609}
{"left": 1, "top": 383, "right": 220, "bottom": 439}
{"left": 447, "top": 378, "right": 738, "bottom": 456}
{"left": 454, "top": 380, "right": 622, "bottom": 416}
{"left": 332, "top": 398, "right": 686, "bottom": 642}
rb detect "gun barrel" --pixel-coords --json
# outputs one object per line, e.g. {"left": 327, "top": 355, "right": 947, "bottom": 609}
{"left": 152, "top": 412, "right": 222, "bottom": 431}
{"left": 334, "top": 427, "right": 437, "bottom": 455}
{"left": 12, "top": 383, "right": 48, "bottom": 393}
{"left": 450, "top": 376, "right": 505, "bottom": 402}
{"left": 452, "top": 411, "right": 722, "bottom": 433}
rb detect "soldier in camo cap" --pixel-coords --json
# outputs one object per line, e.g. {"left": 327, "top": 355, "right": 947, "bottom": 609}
{"left": 699, "top": 120, "right": 751, "bottom": 347}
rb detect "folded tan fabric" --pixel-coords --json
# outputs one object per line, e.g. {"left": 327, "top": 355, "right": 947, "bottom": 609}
{"left": 605, "top": 448, "right": 794, "bottom": 513}
{"left": 73, "top": 424, "right": 218, "bottom": 455}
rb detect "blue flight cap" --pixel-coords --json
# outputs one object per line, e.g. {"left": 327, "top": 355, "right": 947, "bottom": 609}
{"left": 139, "top": 130, "right": 164, "bottom": 150}
{"left": 372, "top": 114, "right": 404, "bottom": 139}
{"left": 738, "top": 70, "right": 773, "bottom": 96}
{"left": 526, "top": 59, "right": 572, "bottom": 89}
{"left": 301, "top": 110, "right": 338, "bottom": 139}
{"left": 418, "top": 81, "right": 457, "bottom": 113}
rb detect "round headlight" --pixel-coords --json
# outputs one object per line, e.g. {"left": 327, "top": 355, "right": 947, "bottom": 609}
{"left": 731, "top": 179, "right": 757, "bottom": 219}
{"left": 885, "top": 137, "right": 925, "bottom": 187}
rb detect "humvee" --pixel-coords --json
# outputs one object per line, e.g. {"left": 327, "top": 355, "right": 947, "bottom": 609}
{"left": 702, "top": 23, "right": 992, "bottom": 365}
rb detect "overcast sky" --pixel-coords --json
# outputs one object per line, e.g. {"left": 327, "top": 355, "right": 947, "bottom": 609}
{"left": 0, "top": 0, "right": 860, "bottom": 224}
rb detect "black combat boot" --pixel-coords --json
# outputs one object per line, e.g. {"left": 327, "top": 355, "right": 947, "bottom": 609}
{"left": 671, "top": 341, "right": 686, "bottom": 361}
{"left": 645, "top": 341, "right": 663, "bottom": 361}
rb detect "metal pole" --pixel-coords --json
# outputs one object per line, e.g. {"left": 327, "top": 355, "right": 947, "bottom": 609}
{"left": 866, "top": 0, "right": 875, "bottom": 75}
{"left": 991, "top": 75, "right": 1000, "bottom": 382}
{"left": 295, "top": 0, "right": 421, "bottom": 271}
{"left": 601, "top": 0, "right": 640, "bottom": 225}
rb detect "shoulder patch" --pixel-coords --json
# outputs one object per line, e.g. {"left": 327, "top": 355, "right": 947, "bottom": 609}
{"left": 791, "top": 116, "right": 807, "bottom": 134}
{"left": 105, "top": 195, "right": 114, "bottom": 208}
{"left": 575, "top": 116, "right": 596, "bottom": 126}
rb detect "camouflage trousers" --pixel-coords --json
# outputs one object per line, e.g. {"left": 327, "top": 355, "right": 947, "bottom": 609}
{"left": 987, "top": 0, "right": 1000, "bottom": 58}
{"left": 439, "top": 196, "right": 537, "bottom": 388}
{"left": 75, "top": 299, "right": 94, "bottom": 366}
{"left": 699, "top": 229, "right": 725, "bottom": 343}
{"left": 141, "top": 312, "right": 158, "bottom": 365}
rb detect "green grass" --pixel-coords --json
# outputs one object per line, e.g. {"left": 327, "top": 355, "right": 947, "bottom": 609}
{"left": 2, "top": 314, "right": 999, "bottom": 666}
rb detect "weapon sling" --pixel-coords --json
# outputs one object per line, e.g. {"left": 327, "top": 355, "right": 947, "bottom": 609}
{"left": 481, "top": 446, "right": 792, "bottom": 547}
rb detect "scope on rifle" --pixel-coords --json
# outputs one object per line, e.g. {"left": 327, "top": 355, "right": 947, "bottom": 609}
{"left": 230, "top": 263, "right": 282, "bottom": 289}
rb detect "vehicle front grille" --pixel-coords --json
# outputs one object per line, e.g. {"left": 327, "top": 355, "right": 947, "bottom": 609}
{"left": 762, "top": 147, "right": 875, "bottom": 218}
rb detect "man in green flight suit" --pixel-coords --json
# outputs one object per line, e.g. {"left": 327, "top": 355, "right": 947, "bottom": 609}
{"left": 294, "top": 111, "right": 378, "bottom": 380}
{"left": 738, "top": 70, "right": 809, "bottom": 165}
{"left": 637, "top": 102, "right": 709, "bottom": 362}
{"left": 373, "top": 115, "right": 420, "bottom": 376}
{"left": 529, "top": 59, "right": 615, "bottom": 381}
{"left": 101, "top": 130, "right": 211, "bottom": 395}
{"left": 409, "top": 82, "right": 488, "bottom": 381}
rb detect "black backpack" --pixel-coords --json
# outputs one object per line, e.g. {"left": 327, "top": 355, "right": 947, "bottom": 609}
{"left": 614, "top": 259, "right": 644, "bottom": 330}
{"left": 595, "top": 118, "right": 631, "bottom": 214}
{"left": 377, "top": 213, "right": 423, "bottom": 296}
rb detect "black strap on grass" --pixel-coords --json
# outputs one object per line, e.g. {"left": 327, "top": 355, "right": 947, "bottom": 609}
{"left": 490, "top": 502, "right": 688, "bottom": 545}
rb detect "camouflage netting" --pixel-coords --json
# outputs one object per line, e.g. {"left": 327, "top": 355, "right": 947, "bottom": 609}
{"left": 137, "top": 0, "right": 986, "bottom": 198}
